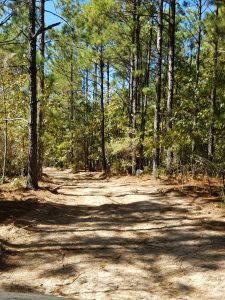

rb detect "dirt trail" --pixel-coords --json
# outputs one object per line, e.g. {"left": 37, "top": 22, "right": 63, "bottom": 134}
{"left": 1, "top": 168, "right": 225, "bottom": 300}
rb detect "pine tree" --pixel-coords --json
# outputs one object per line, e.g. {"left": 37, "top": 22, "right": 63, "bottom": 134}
{"left": 153, "top": 0, "right": 163, "bottom": 177}
{"left": 27, "top": 0, "right": 38, "bottom": 189}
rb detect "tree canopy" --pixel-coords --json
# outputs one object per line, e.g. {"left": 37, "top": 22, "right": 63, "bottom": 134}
{"left": 0, "top": 0, "right": 225, "bottom": 187}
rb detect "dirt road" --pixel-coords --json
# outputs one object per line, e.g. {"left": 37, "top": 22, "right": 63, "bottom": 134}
{"left": 1, "top": 168, "right": 225, "bottom": 299}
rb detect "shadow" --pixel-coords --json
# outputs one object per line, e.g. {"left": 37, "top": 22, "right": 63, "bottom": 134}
{"left": 201, "top": 220, "right": 225, "bottom": 231}
{"left": 0, "top": 198, "right": 39, "bottom": 224}
{"left": 42, "top": 265, "right": 77, "bottom": 278}
{"left": 161, "top": 183, "right": 221, "bottom": 199}
{"left": 0, "top": 198, "right": 189, "bottom": 227}
{"left": 0, "top": 256, "right": 20, "bottom": 272}
{"left": 43, "top": 174, "right": 108, "bottom": 184}
{"left": 1, "top": 283, "right": 35, "bottom": 293}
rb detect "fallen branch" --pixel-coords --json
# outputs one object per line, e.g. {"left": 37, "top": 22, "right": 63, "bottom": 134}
{"left": 55, "top": 273, "right": 82, "bottom": 286}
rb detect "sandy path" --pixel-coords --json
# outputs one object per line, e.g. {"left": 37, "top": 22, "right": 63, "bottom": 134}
{"left": 1, "top": 168, "right": 225, "bottom": 299}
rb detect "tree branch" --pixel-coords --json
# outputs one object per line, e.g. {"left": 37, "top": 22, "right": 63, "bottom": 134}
{"left": 34, "top": 22, "right": 61, "bottom": 39}
{"left": 0, "top": 12, "right": 14, "bottom": 27}
{"left": 0, "top": 30, "right": 23, "bottom": 44}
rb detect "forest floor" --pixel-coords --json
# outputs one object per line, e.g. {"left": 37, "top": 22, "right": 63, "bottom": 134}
{"left": 1, "top": 168, "right": 225, "bottom": 300}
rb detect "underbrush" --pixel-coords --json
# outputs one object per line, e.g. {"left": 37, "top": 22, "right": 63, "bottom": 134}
{"left": 0, "top": 177, "right": 26, "bottom": 191}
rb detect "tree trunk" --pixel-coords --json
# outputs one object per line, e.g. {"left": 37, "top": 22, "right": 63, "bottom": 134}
{"left": 166, "top": 0, "right": 176, "bottom": 175}
{"left": 140, "top": 21, "right": 153, "bottom": 170}
{"left": 191, "top": 0, "right": 202, "bottom": 177}
{"left": 131, "top": 0, "right": 138, "bottom": 175}
{"left": 84, "top": 140, "right": 89, "bottom": 172}
{"left": 153, "top": 0, "right": 163, "bottom": 177}
{"left": 27, "top": 0, "right": 38, "bottom": 189}
{"left": 107, "top": 61, "right": 110, "bottom": 104}
{"left": 129, "top": 0, "right": 141, "bottom": 175}
{"left": 93, "top": 62, "right": 98, "bottom": 105}
{"left": 208, "top": 5, "right": 218, "bottom": 161}
{"left": 2, "top": 119, "right": 8, "bottom": 183}
{"left": 0, "top": 71, "right": 8, "bottom": 183}
{"left": 84, "top": 69, "right": 89, "bottom": 170}
{"left": 69, "top": 56, "right": 75, "bottom": 163}
{"left": 38, "top": 0, "right": 45, "bottom": 179}
{"left": 100, "top": 46, "right": 107, "bottom": 172}
{"left": 128, "top": 56, "right": 133, "bottom": 128}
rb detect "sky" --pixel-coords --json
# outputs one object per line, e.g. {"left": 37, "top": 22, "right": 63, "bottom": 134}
{"left": 45, "top": 0, "right": 88, "bottom": 26}
{"left": 45, "top": 0, "right": 62, "bottom": 27}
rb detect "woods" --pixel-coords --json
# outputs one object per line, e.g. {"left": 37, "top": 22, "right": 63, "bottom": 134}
{"left": 0, "top": 0, "right": 225, "bottom": 187}
{"left": 1, "top": 2, "right": 225, "bottom": 299}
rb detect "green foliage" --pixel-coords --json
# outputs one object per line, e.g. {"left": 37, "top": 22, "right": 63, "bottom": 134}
{"left": 0, "top": 0, "right": 225, "bottom": 179}
{"left": 10, "top": 177, "right": 26, "bottom": 190}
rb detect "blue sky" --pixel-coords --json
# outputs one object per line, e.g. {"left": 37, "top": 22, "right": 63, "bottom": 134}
{"left": 45, "top": 0, "right": 62, "bottom": 27}
{"left": 45, "top": 0, "right": 88, "bottom": 26}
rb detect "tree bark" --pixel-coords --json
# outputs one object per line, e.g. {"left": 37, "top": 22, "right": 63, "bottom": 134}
{"left": 129, "top": 0, "right": 141, "bottom": 175}
{"left": 153, "top": 0, "right": 163, "bottom": 177}
{"left": 0, "top": 71, "right": 8, "bottom": 183}
{"left": 128, "top": 56, "right": 133, "bottom": 128}
{"left": 191, "top": 0, "right": 202, "bottom": 177}
{"left": 107, "top": 61, "right": 110, "bottom": 104}
{"left": 208, "top": 5, "right": 218, "bottom": 161}
{"left": 140, "top": 21, "right": 153, "bottom": 170}
{"left": 27, "top": 0, "right": 38, "bottom": 189}
{"left": 84, "top": 69, "right": 89, "bottom": 171}
{"left": 2, "top": 118, "right": 8, "bottom": 183}
{"left": 38, "top": 0, "right": 45, "bottom": 179}
{"left": 166, "top": 0, "right": 176, "bottom": 175}
{"left": 100, "top": 46, "right": 107, "bottom": 172}
{"left": 93, "top": 62, "right": 98, "bottom": 104}
{"left": 131, "top": 0, "right": 138, "bottom": 175}
{"left": 69, "top": 56, "right": 75, "bottom": 163}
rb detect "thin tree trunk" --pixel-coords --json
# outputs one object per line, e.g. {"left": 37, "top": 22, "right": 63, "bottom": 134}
{"left": 86, "top": 69, "right": 89, "bottom": 100}
{"left": 0, "top": 71, "right": 8, "bottom": 183}
{"left": 92, "top": 62, "right": 98, "bottom": 170}
{"left": 2, "top": 120, "right": 8, "bottom": 183}
{"left": 107, "top": 61, "right": 110, "bottom": 104}
{"left": 130, "top": 0, "right": 141, "bottom": 175}
{"left": 69, "top": 57, "right": 74, "bottom": 162}
{"left": 84, "top": 69, "right": 89, "bottom": 171}
{"left": 140, "top": 22, "right": 153, "bottom": 170}
{"left": 94, "top": 63, "right": 98, "bottom": 101}
{"left": 84, "top": 141, "right": 89, "bottom": 172}
{"left": 128, "top": 57, "right": 133, "bottom": 128}
{"left": 153, "top": 0, "right": 163, "bottom": 177}
{"left": 93, "top": 62, "right": 98, "bottom": 105}
{"left": 131, "top": 0, "right": 138, "bottom": 176}
{"left": 38, "top": 0, "right": 45, "bottom": 179}
{"left": 208, "top": 5, "right": 218, "bottom": 161}
{"left": 191, "top": 0, "right": 202, "bottom": 176}
{"left": 195, "top": 0, "right": 202, "bottom": 88}
{"left": 166, "top": 0, "right": 176, "bottom": 175}
{"left": 100, "top": 46, "right": 107, "bottom": 172}
{"left": 27, "top": 0, "right": 38, "bottom": 189}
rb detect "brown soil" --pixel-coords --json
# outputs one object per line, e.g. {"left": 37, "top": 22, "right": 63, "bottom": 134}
{"left": 1, "top": 168, "right": 225, "bottom": 300}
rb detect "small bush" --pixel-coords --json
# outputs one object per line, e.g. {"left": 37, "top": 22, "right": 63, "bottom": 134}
{"left": 10, "top": 177, "right": 26, "bottom": 190}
